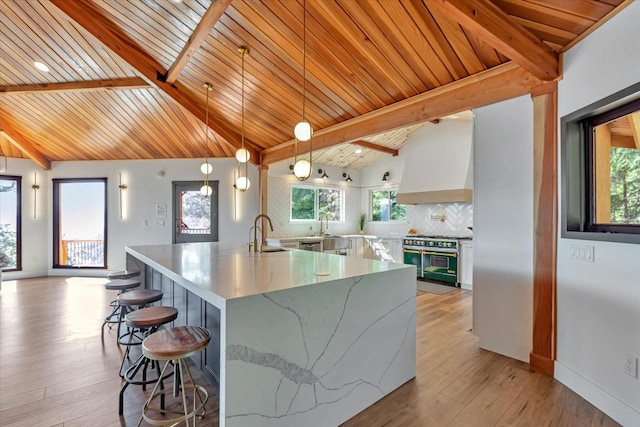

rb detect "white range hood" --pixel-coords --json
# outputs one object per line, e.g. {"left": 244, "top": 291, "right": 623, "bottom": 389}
{"left": 397, "top": 120, "right": 473, "bottom": 205}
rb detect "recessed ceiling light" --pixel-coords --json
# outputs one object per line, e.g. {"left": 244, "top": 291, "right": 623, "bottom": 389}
{"left": 355, "top": 149, "right": 362, "bottom": 154}
{"left": 34, "top": 61, "right": 49, "bottom": 72}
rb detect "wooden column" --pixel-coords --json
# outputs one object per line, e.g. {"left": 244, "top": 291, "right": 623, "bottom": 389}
{"left": 259, "top": 164, "right": 269, "bottom": 242}
{"left": 530, "top": 82, "right": 558, "bottom": 376}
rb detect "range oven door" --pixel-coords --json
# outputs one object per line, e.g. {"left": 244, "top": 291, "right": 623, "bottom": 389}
{"left": 403, "top": 248, "right": 422, "bottom": 278}
{"left": 422, "top": 250, "right": 458, "bottom": 283}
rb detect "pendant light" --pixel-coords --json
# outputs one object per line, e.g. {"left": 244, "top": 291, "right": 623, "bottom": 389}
{"left": 292, "top": 0, "right": 312, "bottom": 181}
{"left": 235, "top": 47, "right": 251, "bottom": 192}
{"left": 200, "top": 83, "right": 213, "bottom": 197}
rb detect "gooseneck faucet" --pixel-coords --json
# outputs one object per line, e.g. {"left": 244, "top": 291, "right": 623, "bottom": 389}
{"left": 252, "top": 214, "right": 274, "bottom": 252}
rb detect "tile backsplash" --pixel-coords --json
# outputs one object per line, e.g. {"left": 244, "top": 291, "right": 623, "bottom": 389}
{"left": 268, "top": 176, "right": 473, "bottom": 238}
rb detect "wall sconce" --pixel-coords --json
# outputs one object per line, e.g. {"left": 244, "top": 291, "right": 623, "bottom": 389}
{"left": 382, "top": 171, "right": 390, "bottom": 182}
{"left": 342, "top": 172, "right": 352, "bottom": 182}
{"left": 31, "top": 173, "right": 40, "bottom": 219}
{"left": 118, "top": 172, "right": 128, "bottom": 219}
{"left": 318, "top": 168, "right": 329, "bottom": 179}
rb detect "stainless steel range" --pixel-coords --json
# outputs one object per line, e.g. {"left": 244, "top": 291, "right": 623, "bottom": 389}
{"left": 402, "top": 236, "right": 459, "bottom": 285}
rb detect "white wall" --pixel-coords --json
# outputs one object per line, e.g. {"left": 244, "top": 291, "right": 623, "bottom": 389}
{"left": 2, "top": 157, "right": 259, "bottom": 280}
{"left": 555, "top": 2, "right": 640, "bottom": 425}
{"left": 473, "top": 95, "right": 534, "bottom": 362}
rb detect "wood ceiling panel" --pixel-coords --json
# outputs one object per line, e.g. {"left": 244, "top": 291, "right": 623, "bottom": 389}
{"left": 0, "top": 134, "right": 26, "bottom": 159}
{"left": 0, "top": 89, "right": 223, "bottom": 161}
{"left": 0, "top": 0, "right": 137, "bottom": 85}
{"left": 424, "top": 2, "right": 487, "bottom": 75}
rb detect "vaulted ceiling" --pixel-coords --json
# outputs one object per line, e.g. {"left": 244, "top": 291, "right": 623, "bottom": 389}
{"left": 0, "top": 0, "right": 630, "bottom": 171}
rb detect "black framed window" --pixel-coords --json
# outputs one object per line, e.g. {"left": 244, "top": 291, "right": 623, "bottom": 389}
{"left": 561, "top": 82, "right": 640, "bottom": 244}
{"left": 0, "top": 175, "right": 22, "bottom": 271}
{"left": 53, "top": 178, "right": 107, "bottom": 268}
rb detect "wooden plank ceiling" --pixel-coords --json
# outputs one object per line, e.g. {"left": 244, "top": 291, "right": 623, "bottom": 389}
{"left": 0, "top": 0, "right": 628, "bottom": 170}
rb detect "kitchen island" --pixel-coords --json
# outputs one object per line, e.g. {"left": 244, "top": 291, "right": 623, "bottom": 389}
{"left": 126, "top": 242, "right": 416, "bottom": 427}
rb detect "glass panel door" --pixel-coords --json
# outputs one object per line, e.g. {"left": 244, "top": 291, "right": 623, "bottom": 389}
{"left": 173, "top": 181, "right": 218, "bottom": 243}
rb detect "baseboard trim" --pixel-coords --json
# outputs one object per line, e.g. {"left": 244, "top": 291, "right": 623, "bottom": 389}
{"left": 555, "top": 361, "right": 640, "bottom": 427}
{"left": 530, "top": 352, "right": 554, "bottom": 376}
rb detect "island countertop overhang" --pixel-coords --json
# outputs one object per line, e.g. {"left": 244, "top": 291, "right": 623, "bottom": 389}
{"left": 126, "top": 242, "right": 414, "bottom": 306}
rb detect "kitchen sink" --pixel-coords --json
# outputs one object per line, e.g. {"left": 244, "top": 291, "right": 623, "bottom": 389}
{"left": 322, "top": 236, "right": 350, "bottom": 251}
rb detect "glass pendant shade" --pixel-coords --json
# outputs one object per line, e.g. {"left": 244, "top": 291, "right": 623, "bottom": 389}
{"left": 235, "top": 176, "right": 250, "bottom": 191}
{"left": 200, "top": 184, "right": 213, "bottom": 196}
{"left": 293, "top": 159, "right": 311, "bottom": 180}
{"left": 294, "top": 120, "right": 312, "bottom": 142}
{"left": 235, "top": 147, "right": 250, "bottom": 163}
{"left": 200, "top": 161, "right": 213, "bottom": 175}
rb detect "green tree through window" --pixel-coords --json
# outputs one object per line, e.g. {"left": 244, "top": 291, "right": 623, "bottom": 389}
{"left": 371, "top": 189, "right": 406, "bottom": 222}
{"left": 610, "top": 147, "right": 640, "bottom": 224}
{"left": 291, "top": 185, "right": 343, "bottom": 221}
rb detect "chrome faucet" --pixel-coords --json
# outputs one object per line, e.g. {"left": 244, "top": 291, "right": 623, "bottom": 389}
{"left": 252, "top": 214, "right": 274, "bottom": 252}
{"left": 320, "top": 215, "right": 329, "bottom": 236}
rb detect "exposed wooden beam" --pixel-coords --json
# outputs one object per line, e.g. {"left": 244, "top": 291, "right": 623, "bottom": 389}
{"left": 428, "top": 0, "right": 559, "bottom": 81}
{"left": 164, "top": 0, "right": 232, "bottom": 84}
{"left": 350, "top": 140, "right": 398, "bottom": 156}
{"left": 0, "top": 121, "right": 51, "bottom": 170}
{"left": 629, "top": 112, "right": 640, "bottom": 149}
{"left": 261, "top": 63, "right": 542, "bottom": 165}
{"left": 0, "top": 78, "right": 149, "bottom": 94}
{"left": 49, "top": 0, "right": 260, "bottom": 164}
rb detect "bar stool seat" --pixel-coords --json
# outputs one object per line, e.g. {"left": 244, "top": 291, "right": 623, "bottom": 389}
{"left": 105, "top": 278, "right": 141, "bottom": 291}
{"left": 119, "top": 289, "right": 162, "bottom": 306}
{"left": 107, "top": 269, "right": 141, "bottom": 280}
{"left": 119, "top": 306, "right": 178, "bottom": 415}
{"left": 138, "top": 326, "right": 211, "bottom": 426}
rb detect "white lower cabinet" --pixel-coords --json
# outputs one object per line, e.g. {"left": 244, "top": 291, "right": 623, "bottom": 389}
{"left": 363, "top": 237, "right": 403, "bottom": 263}
{"left": 347, "top": 237, "right": 364, "bottom": 258}
{"left": 459, "top": 240, "right": 473, "bottom": 290}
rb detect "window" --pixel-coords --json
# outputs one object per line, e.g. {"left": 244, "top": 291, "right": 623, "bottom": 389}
{"left": 290, "top": 185, "right": 343, "bottom": 221}
{"left": 561, "top": 82, "right": 640, "bottom": 243}
{"left": 0, "top": 175, "right": 22, "bottom": 271}
{"left": 53, "top": 178, "right": 107, "bottom": 268}
{"left": 371, "top": 188, "right": 406, "bottom": 222}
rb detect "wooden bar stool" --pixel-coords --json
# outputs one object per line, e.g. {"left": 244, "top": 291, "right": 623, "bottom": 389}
{"left": 138, "top": 326, "right": 211, "bottom": 426}
{"left": 116, "top": 289, "right": 163, "bottom": 346}
{"left": 119, "top": 306, "right": 178, "bottom": 415}
{"left": 102, "top": 278, "right": 141, "bottom": 336}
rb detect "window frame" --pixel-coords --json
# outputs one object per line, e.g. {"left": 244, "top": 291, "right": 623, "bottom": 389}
{"left": 0, "top": 175, "right": 22, "bottom": 272}
{"left": 369, "top": 186, "right": 407, "bottom": 223}
{"left": 52, "top": 177, "right": 108, "bottom": 269}
{"left": 289, "top": 184, "right": 344, "bottom": 222}
{"left": 561, "top": 81, "right": 640, "bottom": 244}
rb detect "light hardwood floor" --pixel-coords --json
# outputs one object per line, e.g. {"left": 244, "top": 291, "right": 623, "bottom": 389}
{"left": 0, "top": 277, "right": 619, "bottom": 427}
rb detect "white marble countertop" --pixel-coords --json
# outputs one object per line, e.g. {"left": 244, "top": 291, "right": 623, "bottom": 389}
{"left": 126, "top": 242, "right": 412, "bottom": 305}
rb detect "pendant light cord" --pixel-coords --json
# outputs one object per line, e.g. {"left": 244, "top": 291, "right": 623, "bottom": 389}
{"left": 239, "top": 49, "right": 248, "bottom": 183}
{"left": 302, "top": 0, "right": 306, "bottom": 122}
{"left": 204, "top": 83, "right": 210, "bottom": 190}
